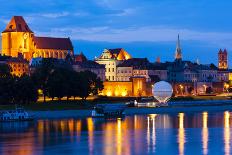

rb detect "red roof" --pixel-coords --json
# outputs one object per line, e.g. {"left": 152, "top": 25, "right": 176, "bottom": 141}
{"left": 2, "top": 16, "right": 33, "bottom": 33}
{"left": 34, "top": 37, "right": 73, "bottom": 50}
{"left": 75, "top": 52, "right": 87, "bottom": 62}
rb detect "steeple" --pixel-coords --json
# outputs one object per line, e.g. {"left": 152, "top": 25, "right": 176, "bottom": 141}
{"left": 175, "top": 34, "right": 182, "bottom": 60}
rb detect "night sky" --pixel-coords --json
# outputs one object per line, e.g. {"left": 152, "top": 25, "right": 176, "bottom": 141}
{"left": 0, "top": 0, "right": 232, "bottom": 66}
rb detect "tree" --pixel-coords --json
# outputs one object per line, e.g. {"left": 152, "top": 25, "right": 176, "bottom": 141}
{"left": 31, "top": 58, "right": 72, "bottom": 102}
{"left": 13, "top": 75, "right": 38, "bottom": 104}
{"left": 78, "top": 71, "right": 104, "bottom": 100}
{"left": 187, "top": 87, "right": 193, "bottom": 94}
{"left": 206, "top": 86, "right": 213, "bottom": 94}
{"left": 31, "top": 59, "right": 54, "bottom": 102}
{"left": 0, "top": 64, "right": 14, "bottom": 104}
{"left": 47, "top": 68, "right": 67, "bottom": 100}
{"left": 0, "top": 76, "right": 15, "bottom": 104}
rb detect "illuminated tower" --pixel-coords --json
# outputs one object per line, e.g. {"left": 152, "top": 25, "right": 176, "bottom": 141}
{"left": 1, "top": 16, "right": 35, "bottom": 60}
{"left": 175, "top": 34, "right": 182, "bottom": 60}
{"left": 218, "top": 49, "right": 228, "bottom": 70}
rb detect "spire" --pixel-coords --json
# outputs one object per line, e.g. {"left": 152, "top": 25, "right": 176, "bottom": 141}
{"left": 175, "top": 34, "right": 182, "bottom": 60}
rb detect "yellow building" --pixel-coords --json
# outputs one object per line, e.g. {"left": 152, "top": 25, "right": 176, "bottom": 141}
{"left": 1, "top": 16, "right": 73, "bottom": 61}
{"left": 95, "top": 48, "right": 131, "bottom": 81}
{"left": 102, "top": 77, "right": 151, "bottom": 97}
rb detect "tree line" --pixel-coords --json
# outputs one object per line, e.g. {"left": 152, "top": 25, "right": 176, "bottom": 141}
{"left": 0, "top": 58, "right": 104, "bottom": 104}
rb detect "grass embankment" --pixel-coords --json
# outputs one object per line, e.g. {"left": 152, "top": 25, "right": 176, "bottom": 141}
{"left": 0, "top": 96, "right": 230, "bottom": 111}
{"left": 0, "top": 96, "right": 137, "bottom": 111}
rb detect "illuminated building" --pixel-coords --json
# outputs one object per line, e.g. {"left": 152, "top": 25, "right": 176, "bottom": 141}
{"left": 1, "top": 16, "right": 73, "bottom": 61}
{"left": 7, "top": 56, "right": 29, "bottom": 77}
{"left": 217, "top": 49, "right": 229, "bottom": 83}
{"left": 175, "top": 34, "right": 182, "bottom": 60}
{"left": 0, "top": 55, "right": 29, "bottom": 77}
{"left": 102, "top": 77, "right": 150, "bottom": 97}
{"left": 218, "top": 49, "right": 228, "bottom": 70}
{"left": 95, "top": 48, "right": 131, "bottom": 81}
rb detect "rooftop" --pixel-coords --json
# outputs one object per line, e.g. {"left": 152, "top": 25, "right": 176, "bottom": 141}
{"left": 33, "top": 36, "right": 73, "bottom": 50}
{"left": 2, "top": 16, "right": 33, "bottom": 33}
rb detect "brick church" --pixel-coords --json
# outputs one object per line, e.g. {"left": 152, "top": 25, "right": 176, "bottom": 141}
{"left": 1, "top": 16, "right": 73, "bottom": 60}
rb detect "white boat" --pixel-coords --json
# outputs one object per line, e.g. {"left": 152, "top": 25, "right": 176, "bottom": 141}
{"left": 132, "top": 98, "right": 158, "bottom": 107}
{"left": 0, "top": 107, "right": 34, "bottom": 122}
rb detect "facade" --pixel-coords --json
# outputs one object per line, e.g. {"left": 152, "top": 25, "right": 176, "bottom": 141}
{"left": 1, "top": 16, "right": 73, "bottom": 61}
{"left": 7, "top": 56, "right": 29, "bottom": 77}
{"left": 95, "top": 48, "right": 131, "bottom": 81}
{"left": 102, "top": 77, "right": 151, "bottom": 97}
{"left": 73, "top": 53, "right": 105, "bottom": 81}
{"left": 117, "top": 58, "right": 168, "bottom": 82}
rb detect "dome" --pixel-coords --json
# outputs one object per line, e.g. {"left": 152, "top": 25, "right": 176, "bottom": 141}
{"left": 152, "top": 81, "right": 173, "bottom": 103}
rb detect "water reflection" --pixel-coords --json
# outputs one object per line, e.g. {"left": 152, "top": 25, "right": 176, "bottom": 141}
{"left": 87, "top": 118, "right": 94, "bottom": 155}
{"left": 202, "top": 112, "right": 208, "bottom": 155}
{"left": 178, "top": 113, "right": 185, "bottom": 155}
{"left": 224, "top": 111, "right": 230, "bottom": 155}
{"left": 0, "top": 111, "right": 231, "bottom": 154}
{"left": 147, "top": 114, "right": 157, "bottom": 153}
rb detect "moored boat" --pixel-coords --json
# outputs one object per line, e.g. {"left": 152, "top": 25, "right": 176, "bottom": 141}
{"left": 0, "top": 107, "right": 34, "bottom": 122}
{"left": 91, "top": 104, "right": 126, "bottom": 118}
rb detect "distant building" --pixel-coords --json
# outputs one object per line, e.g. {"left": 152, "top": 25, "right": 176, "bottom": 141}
{"left": 73, "top": 53, "right": 105, "bottom": 81}
{"left": 95, "top": 48, "right": 131, "bottom": 81}
{"left": 1, "top": 16, "right": 73, "bottom": 61}
{"left": 117, "top": 58, "right": 167, "bottom": 82}
{"left": 175, "top": 35, "right": 182, "bottom": 60}
{"left": 218, "top": 49, "right": 228, "bottom": 70}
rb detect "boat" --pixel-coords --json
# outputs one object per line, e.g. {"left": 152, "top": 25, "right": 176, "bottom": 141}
{"left": 130, "top": 97, "right": 158, "bottom": 107}
{"left": 91, "top": 104, "right": 126, "bottom": 118}
{"left": 0, "top": 107, "right": 34, "bottom": 122}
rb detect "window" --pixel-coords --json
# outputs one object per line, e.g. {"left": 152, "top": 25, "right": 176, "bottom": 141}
{"left": 112, "top": 68, "right": 114, "bottom": 72}
{"left": 108, "top": 68, "right": 110, "bottom": 72}
{"left": 112, "top": 76, "right": 114, "bottom": 81}
{"left": 24, "top": 38, "right": 27, "bottom": 49}
{"left": 9, "top": 25, "right": 13, "bottom": 29}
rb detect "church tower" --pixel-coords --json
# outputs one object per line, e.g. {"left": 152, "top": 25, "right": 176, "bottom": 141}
{"left": 1, "top": 16, "right": 35, "bottom": 60}
{"left": 175, "top": 34, "right": 182, "bottom": 60}
{"left": 218, "top": 49, "right": 228, "bottom": 70}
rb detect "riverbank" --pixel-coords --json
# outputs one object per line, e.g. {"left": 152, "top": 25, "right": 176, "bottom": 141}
{"left": 0, "top": 95, "right": 230, "bottom": 111}
{"left": 29, "top": 104, "right": 232, "bottom": 119}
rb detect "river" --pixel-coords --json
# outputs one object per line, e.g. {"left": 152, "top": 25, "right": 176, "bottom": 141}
{"left": 0, "top": 111, "right": 231, "bottom": 155}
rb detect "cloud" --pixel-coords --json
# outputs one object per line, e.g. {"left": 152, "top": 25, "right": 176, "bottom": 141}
{"left": 33, "top": 25, "right": 232, "bottom": 49}
{"left": 40, "top": 12, "right": 70, "bottom": 18}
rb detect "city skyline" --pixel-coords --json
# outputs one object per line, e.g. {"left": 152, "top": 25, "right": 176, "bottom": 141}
{"left": 1, "top": 0, "right": 232, "bottom": 66}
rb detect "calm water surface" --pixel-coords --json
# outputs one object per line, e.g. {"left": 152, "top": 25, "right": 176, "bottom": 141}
{"left": 0, "top": 111, "right": 232, "bottom": 155}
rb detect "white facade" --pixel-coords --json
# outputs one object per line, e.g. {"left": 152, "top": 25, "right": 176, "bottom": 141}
{"left": 95, "top": 48, "right": 131, "bottom": 81}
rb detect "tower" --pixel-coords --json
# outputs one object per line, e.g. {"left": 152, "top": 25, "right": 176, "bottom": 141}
{"left": 218, "top": 49, "right": 228, "bottom": 70}
{"left": 175, "top": 34, "right": 182, "bottom": 60}
{"left": 1, "top": 16, "right": 35, "bottom": 60}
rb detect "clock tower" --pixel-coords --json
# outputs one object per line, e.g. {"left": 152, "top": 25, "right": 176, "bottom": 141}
{"left": 218, "top": 49, "right": 228, "bottom": 70}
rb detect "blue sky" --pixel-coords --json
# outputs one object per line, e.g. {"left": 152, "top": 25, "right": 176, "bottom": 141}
{"left": 0, "top": 0, "right": 232, "bottom": 65}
